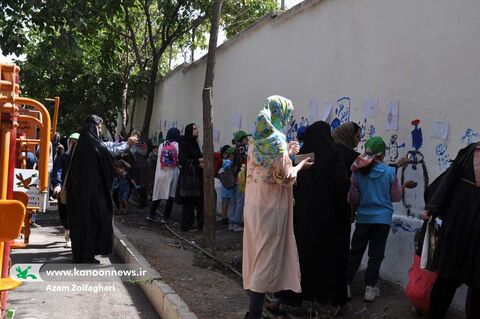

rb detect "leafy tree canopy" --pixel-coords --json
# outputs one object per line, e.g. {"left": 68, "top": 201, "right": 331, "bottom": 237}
{"left": 1, "top": 0, "right": 278, "bottom": 136}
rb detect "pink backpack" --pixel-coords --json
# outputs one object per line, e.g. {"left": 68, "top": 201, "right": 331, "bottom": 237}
{"left": 160, "top": 141, "right": 178, "bottom": 168}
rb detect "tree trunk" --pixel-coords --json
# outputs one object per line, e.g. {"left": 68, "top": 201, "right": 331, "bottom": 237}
{"left": 141, "top": 53, "right": 160, "bottom": 138}
{"left": 120, "top": 80, "right": 129, "bottom": 138}
{"left": 129, "top": 90, "right": 138, "bottom": 134}
{"left": 105, "top": 123, "right": 116, "bottom": 142}
{"left": 202, "top": 0, "right": 223, "bottom": 249}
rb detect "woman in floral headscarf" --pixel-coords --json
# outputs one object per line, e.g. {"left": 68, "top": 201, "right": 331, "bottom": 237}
{"left": 242, "top": 96, "right": 313, "bottom": 319}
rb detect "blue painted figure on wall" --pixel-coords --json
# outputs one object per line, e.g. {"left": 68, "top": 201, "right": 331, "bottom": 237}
{"left": 461, "top": 128, "right": 480, "bottom": 145}
{"left": 411, "top": 119, "right": 423, "bottom": 152}
{"left": 331, "top": 97, "right": 351, "bottom": 130}
{"left": 435, "top": 143, "right": 451, "bottom": 172}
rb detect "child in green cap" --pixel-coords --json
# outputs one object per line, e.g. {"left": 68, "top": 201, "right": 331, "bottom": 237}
{"left": 347, "top": 136, "right": 416, "bottom": 302}
{"left": 219, "top": 147, "right": 236, "bottom": 223}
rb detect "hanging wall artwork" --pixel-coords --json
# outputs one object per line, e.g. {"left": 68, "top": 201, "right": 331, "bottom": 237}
{"left": 461, "top": 128, "right": 480, "bottom": 145}
{"left": 321, "top": 101, "right": 333, "bottom": 121}
{"left": 362, "top": 96, "right": 379, "bottom": 118}
{"left": 385, "top": 100, "right": 399, "bottom": 131}
{"left": 331, "top": 97, "right": 351, "bottom": 129}
{"left": 309, "top": 99, "right": 319, "bottom": 122}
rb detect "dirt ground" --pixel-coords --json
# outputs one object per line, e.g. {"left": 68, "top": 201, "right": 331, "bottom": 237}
{"left": 114, "top": 201, "right": 463, "bottom": 319}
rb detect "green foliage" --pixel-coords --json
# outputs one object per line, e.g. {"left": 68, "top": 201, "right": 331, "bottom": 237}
{"left": 222, "top": 0, "right": 278, "bottom": 38}
{"left": 18, "top": 29, "right": 126, "bottom": 137}
{"left": 1, "top": 0, "right": 278, "bottom": 135}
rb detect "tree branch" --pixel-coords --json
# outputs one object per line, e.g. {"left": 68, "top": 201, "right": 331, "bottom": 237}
{"left": 123, "top": 3, "right": 143, "bottom": 67}
{"left": 142, "top": 0, "right": 156, "bottom": 53}
{"left": 165, "top": 15, "right": 207, "bottom": 51}
{"left": 103, "top": 15, "right": 131, "bottom": 39}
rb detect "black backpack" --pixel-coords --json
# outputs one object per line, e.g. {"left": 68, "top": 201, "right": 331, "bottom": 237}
{"left": 218, "top": 165, "right": 236, "bottom": 190}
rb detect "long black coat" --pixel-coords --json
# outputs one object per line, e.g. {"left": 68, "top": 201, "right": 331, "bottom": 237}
{"left": 425, "top": 143, "right": 480, "bottom": 289}
{"left": 294, "top": 122, "right": 351, "bottom": 305}
{"left": 178, "top": 124, "right": 203, "bottom": 204}
{"left": 67, "top": 122, "right": 114, "bottom": 262}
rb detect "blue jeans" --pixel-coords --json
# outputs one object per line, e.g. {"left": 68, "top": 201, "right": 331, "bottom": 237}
{"left": 347, "top": 223, "right": 390, "bottom": 286}
{"left": 228, "top": 185, "right": 244, "bottom": 224}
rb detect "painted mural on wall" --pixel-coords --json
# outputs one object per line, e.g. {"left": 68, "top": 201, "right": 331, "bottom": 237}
{"left": 367, "top": 124, "right": 376, "bottom": 139}
{"left": 461, "top": 128, "right": 480, "bottom": 145}
{"left": 399, "top": 119, "right": 428, "bottom": 216}
{"left": 435, "top": 143, "right": 451, "bottom": 172}
{"left": 401, "top": 151, "right": 429, "bottom": 217}
{"left": 388, "top": 134, "right": 406, "bottom": 163}
{"left": 411, "top": 119, "right": 423, "bottom": 152}
{"left": 286, "top": 116, "right": 309, "bottom": 142}
{"left": 331, "top": 97, "right": 351, "bottom": 130}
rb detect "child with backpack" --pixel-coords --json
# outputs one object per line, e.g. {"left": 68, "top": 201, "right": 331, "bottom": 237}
{"left": 219, "top": 146, "right": 236, "bottom": 224}
{"left": 347, "top": 137, "right": 416, "bottom": 301}
{"left": 148, "top": 127, "right": 180, "bottom": 223}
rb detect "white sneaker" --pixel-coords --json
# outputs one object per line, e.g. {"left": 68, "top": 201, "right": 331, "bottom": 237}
{"left": 64, "top": 240, "right": 71, "bottom": 248}
{"left": 364, "top": 286, "right": 380, "bottom": 302}
{"left": 234, "top": 225, "right": 244, "bottom": 232}
{"left": 228, "top": 223, "right": 235, "bottom": 231}
{"left": 347, "top": 285, "right": 352, "bottom": 300}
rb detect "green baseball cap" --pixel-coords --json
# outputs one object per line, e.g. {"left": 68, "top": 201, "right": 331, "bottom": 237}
{"left": 233, "top": 130, "right": 250, "bottom": 143}
{"left": 364, "top": 136, "right": 389, "bottom": 156}
{"left": 69, "top": 133, "right": 80, "bottom": 140}
{"left": 225, "top": 146, "right": 235, "bottom": 156}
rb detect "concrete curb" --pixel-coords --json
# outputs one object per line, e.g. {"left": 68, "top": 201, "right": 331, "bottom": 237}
{"left": 113, "top": 225, "right": 198, "bottom": 319}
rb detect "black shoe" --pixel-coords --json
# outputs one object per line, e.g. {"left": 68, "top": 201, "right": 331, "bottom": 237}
{"left": 221, "top": 218, "right": 229, "bottom": 225}
{"left": 146, "top": 215, "right": 161, "bottom": 223}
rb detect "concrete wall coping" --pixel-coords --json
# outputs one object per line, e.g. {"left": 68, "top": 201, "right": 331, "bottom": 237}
{"left": 113, "top": 225, "right": 198, "bottom": 319}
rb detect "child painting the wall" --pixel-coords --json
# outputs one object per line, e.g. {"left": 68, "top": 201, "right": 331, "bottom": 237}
{"left": 347, "top": 137, "right": 416, "bottom": 302}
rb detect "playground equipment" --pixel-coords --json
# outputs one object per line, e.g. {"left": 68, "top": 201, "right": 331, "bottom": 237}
{"left": 0, "top": 62, "right": 54, "bottom": 317}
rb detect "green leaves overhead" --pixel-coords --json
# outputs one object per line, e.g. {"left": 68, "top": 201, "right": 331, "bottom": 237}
{"left": 1, "top": 0, "right": 278, "bottom": 136}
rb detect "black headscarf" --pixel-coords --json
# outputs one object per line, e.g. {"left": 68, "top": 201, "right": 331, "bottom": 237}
{"left": 67, "top": 114, "right": 115, "bottom": 262}
{"left": 180, "top": 123, "right": 202, "bottom": 161}
{"left": 178, "top": 123, "right": 203, "bottom": 201}
{"left": 184, "top": 123, "right": 197, "bottom": 141}
{"left": 166, "top": 127, "right": 180, "bottom": 142}
{"left": 300, "top": 121, "right": 337, "bottom": 157}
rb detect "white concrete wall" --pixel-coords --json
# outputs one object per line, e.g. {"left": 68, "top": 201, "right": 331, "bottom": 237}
{"left": 135, "top": 0, "right": 479, "bottom": 309}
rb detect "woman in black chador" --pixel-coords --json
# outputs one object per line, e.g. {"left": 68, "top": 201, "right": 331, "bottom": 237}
{"left": 424, "top": 142, "right": 480, "bottom": 318}
{"left": 67, "top": 115, "right": 115, "bottom": 263}
{"left": 178, "top": 123, "right": 204, "bottom": 231}
{"left": 294, "top": 121, "right": 350, "bottom": 306}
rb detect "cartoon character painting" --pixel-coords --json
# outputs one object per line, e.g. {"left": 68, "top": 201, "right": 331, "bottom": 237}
{"left": 286, "top": 116, "right": 309, "bottom": 142}
{"left": 367, "top": 125, "right": 376, "bottom": 138}
{"left": 330, "top": 97, "right": 351, "bottom": 130}
{"left": 402, "top": 151, "right": 429, "bottom": 217}
{"left": 435, "top": 143, "right": 451, "bottom": 172}
{"left": 461, "top": 128, "right": 480, "bottom": 145}
{"left": 411, "top": 119, "right": 423, "bottom": 152}
{"left": 388, "top": 134, "right": 406, "bottom": 163}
